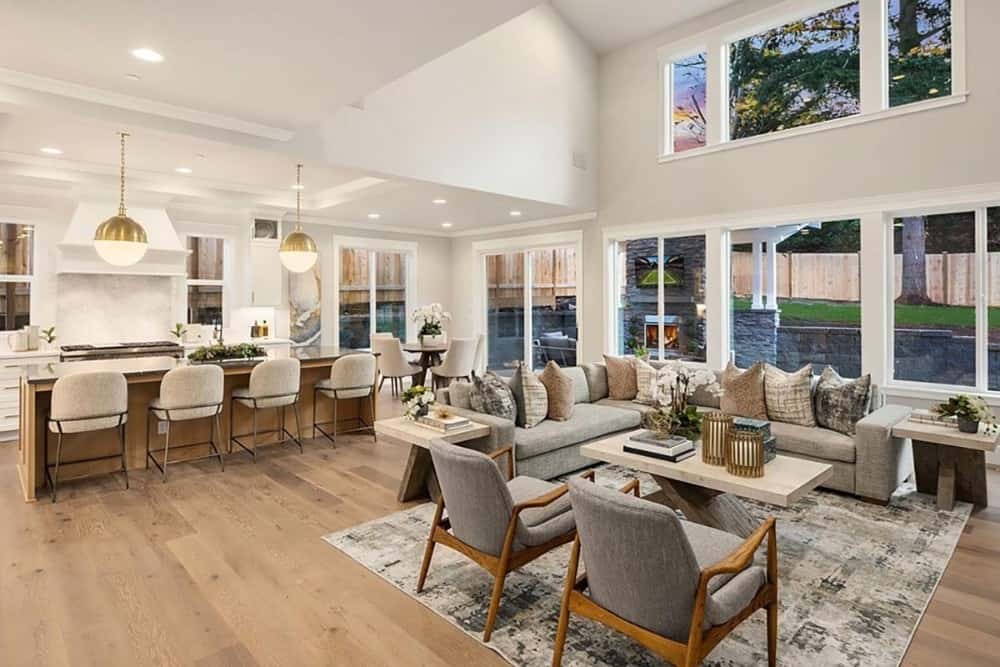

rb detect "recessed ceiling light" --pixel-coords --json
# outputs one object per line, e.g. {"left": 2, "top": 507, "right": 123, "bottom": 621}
{"left": 509, "top": 210, "right": 522, "bottom": 217}
{"left": 175, "top": 166, "right": 193, "bottom": 174}
{"left": 432, "top": 198, "right": 447, "bottom": 205}
{"left": 291, "top": 184, "right": 305, "bottom": 190}
{"left": 40, "top": 147, "right": 63, "bottom": 155}
{"left": 130, "top": 48, "right": 164, "bottom": 63}
{"left": 124, "top": 73, "right": 141, "bottom": 81}
{"left": 441, "top": 222, "right": 453, "bottom": 228}
{"left": 368, "top": 213, "right": 381, "bottom": 220}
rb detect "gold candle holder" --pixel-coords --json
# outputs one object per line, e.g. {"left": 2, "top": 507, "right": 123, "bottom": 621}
{"left": 701, "top": 412, "right": 731, "bottom": 466}
{"left": 726, "top": 430, "right": 765, "bottom": 478}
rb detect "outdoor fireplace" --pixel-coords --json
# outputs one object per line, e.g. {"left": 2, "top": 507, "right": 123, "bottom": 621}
{"left": 645, "top": 315, "right": 682, "bottom": 351}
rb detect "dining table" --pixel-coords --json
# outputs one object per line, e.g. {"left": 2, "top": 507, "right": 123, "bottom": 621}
{"left": 402, "top": 341, "right": 449, "bottom": 387}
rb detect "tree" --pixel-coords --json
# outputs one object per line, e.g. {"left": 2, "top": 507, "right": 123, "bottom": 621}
{"left": 889, "top": 0, "right": 951, "bottom": 106}
{"left": 896, "top": 216, "right": 935, "bottom": 305}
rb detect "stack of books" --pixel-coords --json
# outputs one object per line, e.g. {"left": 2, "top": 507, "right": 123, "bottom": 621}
{"left": 624, "top": 430, "right": 695, "bottom": 463}
{"left": 733, "top": 417, "right": 777, "bottom": 463}
{"left": 417, "top": 413, "right": 471, "bottom": 432}
{"left": 909, "top": 409, "right": 955, "bottom": 426}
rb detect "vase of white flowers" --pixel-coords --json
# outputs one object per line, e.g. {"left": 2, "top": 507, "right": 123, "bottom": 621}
{"left": 642, "top": 363, "right": 722, "bottom": 441}
{"left": 401, "top": 385, "right": 436, "bottom": 420}
{"left": 412, "top": 303, "right": 450, "bottom": 346}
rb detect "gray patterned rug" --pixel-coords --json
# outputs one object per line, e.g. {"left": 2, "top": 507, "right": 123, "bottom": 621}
{"left": 323, "top": 466, "right": 970, "bottom": 666}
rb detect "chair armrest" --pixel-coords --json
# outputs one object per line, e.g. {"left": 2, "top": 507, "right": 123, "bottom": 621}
{"left": 489, "top": 446, "right": 514, "bottom": 481}
{"left": 435, "top": 405, "right": 516, "bottom": 458}
{"left": 619, "top": 478, "right": 641, "bottom": 497}
{"left": 511, "top": 483, "right": 569, "bottom": 517}
{"left": 854, "top": 404, "right": 913, "bottom": 502}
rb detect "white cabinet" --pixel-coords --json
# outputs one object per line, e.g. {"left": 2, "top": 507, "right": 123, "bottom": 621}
{"left": 250, "top": 240, "right": 282, "bottom": 306}
{"left": 0, "top": 353, "right": 58, "bottom": 434}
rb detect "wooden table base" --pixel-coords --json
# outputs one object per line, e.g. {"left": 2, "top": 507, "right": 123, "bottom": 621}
{"left": 398, "top": 444, "right": 438, "bottom": 502}
{"left": 913, "top": 440, "right": 988, "bottom": 510}
{"left": 650, "top": 474, "right": 757, "bottom": 538}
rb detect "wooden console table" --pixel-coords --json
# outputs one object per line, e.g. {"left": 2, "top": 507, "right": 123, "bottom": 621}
{"left": 892, "top": 419, "right": 998, "bottom": 510}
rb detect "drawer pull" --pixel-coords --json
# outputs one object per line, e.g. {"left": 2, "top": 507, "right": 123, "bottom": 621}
{"left": 3, "top": 384, "right": 18, "bottom": 390}
{"left": 3, "top": 413, "right": 17, "bottom": 418}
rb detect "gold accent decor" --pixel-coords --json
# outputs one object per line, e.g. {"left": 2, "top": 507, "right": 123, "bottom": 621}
{"left": 726, "top": 429, "right": 766, "bottom": 478}
{"left": 94, "top": 132, "right": 148, "bottom": 267}
{"left": 700, "top": 412, "right": 731, "bottom": 466}
{"left": 279, "top": 163, "right": 318, "bottom": 273}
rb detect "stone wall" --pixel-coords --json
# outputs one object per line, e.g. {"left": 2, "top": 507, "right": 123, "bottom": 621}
{"left": 778, "top": 326, "right": 862, "bottom": 377}
{"left": 732, "top": 309, "right": 779, "bottom": 368}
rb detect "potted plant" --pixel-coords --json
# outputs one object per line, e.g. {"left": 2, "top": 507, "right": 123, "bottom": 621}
{"left": 935, "top": 394, "right": 998, "bottom": 435}
{"left": 401, "top": 385, "right": 436, "bottom": 420}
{"left": 170, "top": 323, "right": 187, "bottom": 341}
{"left": 412, "top": 303, "right": 450, "bottom": 346}
{"left": 641, "top": 364, "right": 722, "bottom": 441}
{"left": 40, "top": 326, "right": 56, "bottom": 350}
{"left": 187, "top": 342, "right": 266, "bottom": 363}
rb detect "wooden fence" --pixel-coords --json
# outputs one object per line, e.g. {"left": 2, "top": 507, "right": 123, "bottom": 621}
{"left": 486, "top": 248, "right": 578, "bottom": 309}
{"left": 732, "top": 251, "right": 1000, "bottom": 306}
{"left": 338, "top": 248, "right": 407, "bottom": 305}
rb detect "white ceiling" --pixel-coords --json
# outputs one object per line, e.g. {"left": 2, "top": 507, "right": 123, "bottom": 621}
{"left": 552, "top": 0, "right": 747, "bottom": 53}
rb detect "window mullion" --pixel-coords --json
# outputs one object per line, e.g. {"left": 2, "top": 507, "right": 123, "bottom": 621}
{"left": 369, "top": 249, "right": 377, "bottom": 337}
{"left": 523, "top": 251, "right": 534, "bottom": 370}
{"left": 706, "top": 38, "right": 726, "bottom": 145}
{"left": 657, "top": 237, "right": 665, "bottom": 360}
{"left": 975, "top": 207, "right": 988, "bottom": 391}
{"left": 859, "top": 0, "right": 887, "bottom": 114}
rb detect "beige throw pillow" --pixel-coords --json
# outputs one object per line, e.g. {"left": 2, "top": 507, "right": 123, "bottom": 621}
{"left": 764, "top": 363, "right": 816, "bottom": 427}
{"left": 603, "top": 354, "right": 638, "bottom": 400}
{"left": 720, "top": 362, "right": 767, "bottom": 420}
{"left": 633, "top": 358, "right": 658, "bottom": 404}
{"left": 509, "top": 363, "right": 548, "bottom": 428}
{"left": 539, "top": 361, "right": 574, "bottom": 421}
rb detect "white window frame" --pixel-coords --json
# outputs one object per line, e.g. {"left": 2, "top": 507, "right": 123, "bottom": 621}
{"left": 332, "top": 236, "right": 418, "bottom": 347}
{"left": 658, "top": 0, "right": 966, "bottom": 161}
{"left": 474, "top": 230, "right": 584, "bottom": 371}
{"left": 184, "top": 234, "right": 227, "bottom": 326}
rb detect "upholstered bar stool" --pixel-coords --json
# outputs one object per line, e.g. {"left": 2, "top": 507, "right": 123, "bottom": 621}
{"left": 313, "top": 353, "right": 377, "bottom": 445}
{"left": 146, "top": 364, "right": 225, "bottom": 481}
{"left": 230, "top": 358, "right": 303, "bottom": 461}
{"left": 45, "top": 371, "right": 129, "bottom": 503}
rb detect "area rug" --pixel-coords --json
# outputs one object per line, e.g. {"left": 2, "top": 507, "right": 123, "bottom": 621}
{"left": 323, "top": 466, "right": 970, "bottom": 666}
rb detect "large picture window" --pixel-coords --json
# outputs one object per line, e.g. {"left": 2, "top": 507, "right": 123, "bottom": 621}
{"left": 186, "top": 236, "right": 224, "bottom": 326}
{"left": 337, "top": 243, "right": 415, "bottom": 349}
{"left": 669, "top": 52, "right": 707, "bottom": 153}
{"left": 888, "top": 0, "right": 952, "bottom": 107}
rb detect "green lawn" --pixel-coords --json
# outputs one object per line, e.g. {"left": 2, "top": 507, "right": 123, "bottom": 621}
{"left": 731, "top": 297, "right": 1000, "bottom": 329}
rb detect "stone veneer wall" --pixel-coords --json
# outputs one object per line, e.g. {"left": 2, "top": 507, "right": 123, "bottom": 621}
{"left": 732, "top": 309, "right": 779, "bottom": 368}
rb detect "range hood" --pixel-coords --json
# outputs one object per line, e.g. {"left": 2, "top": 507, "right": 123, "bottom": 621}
{"left": 57, "top": 201, "right": 188, "bottom": 276}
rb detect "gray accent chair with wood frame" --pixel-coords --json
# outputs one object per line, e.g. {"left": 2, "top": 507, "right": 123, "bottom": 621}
{"left": 552, "top": 477, "right": 778, "bottom": 667}
{"left": 418, "top": 439, "right": 579, "bottom": 642}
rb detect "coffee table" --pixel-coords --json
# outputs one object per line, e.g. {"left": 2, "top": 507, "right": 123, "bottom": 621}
{"left": 581, "top": 432, "right": 833, "bottom": 538}
{"left": 892, "top": 419, "right": 998, "bottom": 510}
{"left": 375, "top": 416, "right": 491, "bottom": 503}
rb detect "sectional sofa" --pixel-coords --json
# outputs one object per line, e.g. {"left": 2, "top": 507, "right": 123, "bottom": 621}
{"left": 437, "top": 361, "right": 914, "bottom": 504}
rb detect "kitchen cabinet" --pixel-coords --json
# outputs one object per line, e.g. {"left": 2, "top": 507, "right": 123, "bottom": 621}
{"left": 0, "top": 352, "right": 58, "bottom": 435}
{"left": 249, "top": 240, "right": 282, "bottom": 306}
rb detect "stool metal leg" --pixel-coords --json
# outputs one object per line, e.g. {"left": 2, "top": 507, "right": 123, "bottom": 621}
{"left": 369, "top": 392, "right": 377, "bottom": 443}
{"left": 213, "top": 413, "right": 225, "bottom": 471}
{"left": 145, "top": 412, "right": 152, "bottom": 470}
{"left": 312, "top": 387, "right": 318, "bottom": 439}
{"left": 293, "top": 402, "right": 304, "bottom": 452}
{"left": 119, "top": 422, "right": 129, "bottom": 489}
{"left": 161, "top": 420, "right": 171, "bottom": 482}
{"left": 51, "top": 431, "right": 63, "bottom": 504}
{"left": 251, "top": 406, "right": 258, "bottom": 462}
{"left": 333, "top": 395, "right": 338, "bottom": 442}
{"left": 228, "top": 397, "right": 235, "bottom": 454}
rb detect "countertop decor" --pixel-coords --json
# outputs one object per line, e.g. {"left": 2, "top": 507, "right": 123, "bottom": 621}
{"left": 188, "top": 342, "right": 266, "bottom": 363}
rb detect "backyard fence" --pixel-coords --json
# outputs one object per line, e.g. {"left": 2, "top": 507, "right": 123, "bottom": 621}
{"left": 338, "top": 248, "right": 406, "bottom": 305}
{"left": 486, "top": 247, "right": 578, "bottom": 309}
{"left": 731, "top": 251, "right": 998, "bottom": 306}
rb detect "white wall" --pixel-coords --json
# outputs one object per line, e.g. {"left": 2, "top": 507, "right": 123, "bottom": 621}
{"left": 298, "top": 4, "right": 599, "bottom": 210}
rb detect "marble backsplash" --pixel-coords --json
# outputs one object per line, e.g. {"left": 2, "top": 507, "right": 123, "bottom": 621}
{"left": 56, "top": 273, "right": 176, "bottom": 345}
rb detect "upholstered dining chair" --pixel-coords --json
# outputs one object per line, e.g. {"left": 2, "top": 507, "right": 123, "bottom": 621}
{"left": 419, "top": 439, "right": 580, "bottom": 642}
{"left": 372, "top": 336, "right": 421, "bottom": 396}
{"left": 551, "top": 477, "right": 778, "bottom": 667}
{"left": 229, "top": 358, "right": 304, "bottom": 461}
{"left": 45, "top": 371, "right": 130, "bottom": 503}
{"left": 313, "top": 352, "right": 377, "bottom": 445}
{"left": 472, "top": 333, "right": 486, "bottom": 377}
{"left": 429, "top": 337, "right": 477, "bottom": 390}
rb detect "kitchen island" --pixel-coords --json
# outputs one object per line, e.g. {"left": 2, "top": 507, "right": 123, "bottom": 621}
{"left": 15, "top": 346, "right": 376, "bottom": 502}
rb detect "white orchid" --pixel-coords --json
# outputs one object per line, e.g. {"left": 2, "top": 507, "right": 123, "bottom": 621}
{"left": 652, "top": 362, "right": 722, "bottom": 414}
{"left": 411, "top": 303, "right": 451, "bottom": 336}
{"left": 402, "top": 385, "right": 437, "bottom": 420}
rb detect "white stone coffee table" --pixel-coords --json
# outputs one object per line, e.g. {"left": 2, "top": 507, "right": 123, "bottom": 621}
{"left": 581, "top": 431, "right": 832, "bottom": 537}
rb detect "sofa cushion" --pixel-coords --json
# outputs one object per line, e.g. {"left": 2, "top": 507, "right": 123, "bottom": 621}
{"left": 509, "top": 363, "right": 548, "bottom": 428}
{"left": 769, "top": 420, "right": 856, "bottom": 463}
{"left": 764, "top": 363, "right": 816, "bottom": 427}
{"left": 515, "top": 403, "right": 641, "bottom": 459}
{"left": 814, "top": 366, "right": 871, "bottom": 436}
{"left": 580, "top": 363, "right": 609, "bottom": 402}
{"left": 447, "top": 380, "right": 474, "bottom": 409}
{"left": 469, "top": 372, "right": 516, "bottom": 421}
{"left": 720, "top": 362, "right": 767, "bottom": 420}
{"left": 604, "top": 354, "right": 638, "bottom": 400}
{"left": 595, "top": 398, "right": 657, "bottom": 416}
{"left": 539, "top": 361, "right": 575, "bottom": 421}
{"left": 562, "top": 366, "right": 591, "bottom": 404}
{"left": 634, "top": 357, "right": 658, "bottom": 404}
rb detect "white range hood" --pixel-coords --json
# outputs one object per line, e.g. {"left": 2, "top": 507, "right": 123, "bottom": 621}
{"left": 57, "top": 201, "right": 188, "bottom": 276}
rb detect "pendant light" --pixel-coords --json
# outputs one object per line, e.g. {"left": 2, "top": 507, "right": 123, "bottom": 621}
{"left": 279, "top": 163, "right": 318, "bottom": 272}
{"left": 94, "top": 131, "right": 148, "bottom": 266}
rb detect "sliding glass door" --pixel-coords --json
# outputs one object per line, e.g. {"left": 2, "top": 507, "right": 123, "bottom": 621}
{"left": 338, "top": 247, "right": 371, "bottom": 348}
{"left": 339, "top": 246, "right": 413, "bottom": 348}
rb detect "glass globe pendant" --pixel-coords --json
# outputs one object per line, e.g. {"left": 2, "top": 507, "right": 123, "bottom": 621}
{"left": 94, "top": 131, "right": 148, "bottom": 267}
{"left": 279, "top": 163, "right": 318, "bottom": 273}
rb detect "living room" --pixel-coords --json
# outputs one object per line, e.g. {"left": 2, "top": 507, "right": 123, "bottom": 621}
{"left": 1, "top": 1, "right": 997, "bottom": 666}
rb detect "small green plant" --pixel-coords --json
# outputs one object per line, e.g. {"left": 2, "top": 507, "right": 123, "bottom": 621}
{"left": 40, "top": 326, "right": 56, "bottom": 344}
{"left": 401, "top": 385, "right": 435, "bottom": 420}
{"left": 170, "top": 323, "right": 187, "bottom": 340}
{"left": 187, "top": 343, "right": 265, "bottom": 362}
{"left": 936, "top": 394, "right": 998, "bottom": 435}
{"left": 643, "top": 405, "right": 703, "bottom": 441}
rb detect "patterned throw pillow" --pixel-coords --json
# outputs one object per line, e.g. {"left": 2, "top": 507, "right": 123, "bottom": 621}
{"left": 509, "top": 363, "right": 548, "bottom": 428}
{"left": 764, "top": 364, "right": 816, "bottom": 427}
{"left": 633, "top": 358, "right": 658, "bottom": 404}
{"left": 603, "top": 354, "right": 638, "bottom": 400}
{"left": 539, "top": 361, "right": 574, "bottom": 421}
{"left": 720, "top": 362, "right": 767, "bottom": 420}
{"left": 814, "top": 367, "right": 871, "bottom": 436}
{"left": 469, "top": 372, "right": 517, "bottom": 422}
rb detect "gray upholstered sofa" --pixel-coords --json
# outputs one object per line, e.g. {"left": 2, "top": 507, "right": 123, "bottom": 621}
{"left": 437, "top": 361, "right": 913, "bottom": 503}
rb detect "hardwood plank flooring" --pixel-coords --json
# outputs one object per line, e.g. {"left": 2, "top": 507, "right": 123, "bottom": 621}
{"left": 1, "top": 390, "right": 998, "bottom": 666}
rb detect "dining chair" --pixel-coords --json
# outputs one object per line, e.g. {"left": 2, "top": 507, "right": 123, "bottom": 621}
{"left": 429, "top": 337, "right": 477, "bottom": 390}
{"left": 472, "top": 333, "right": 487, "bottom": 377}
{"left": 229, "top": 358, "right": 304, "bottom": 461}
{"left": 372, "top": 336, "right": 421, "bottom": 396}
{"left": 313, "top": 352, "right": 377, "bottom": 445}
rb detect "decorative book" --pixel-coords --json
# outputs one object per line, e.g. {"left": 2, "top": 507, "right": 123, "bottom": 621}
{"left": 625, "top": 431, "right": 694, "bottom": 462}
{"left": 623, "top": 444, "right": 696, "bottom": 463}
{"left": 417, "top": 414, "right": 471, "bottom": 432}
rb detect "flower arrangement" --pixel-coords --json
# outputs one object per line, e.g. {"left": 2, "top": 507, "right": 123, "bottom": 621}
{"left": 188, "top": 342, "right": 265, "bottom": 363}
{"left": 401, "top": 385, "right": 436, "bottom": 420}
{"left": 411, "top": 303, "right": 450, "bottom": 338}
{"left": 642, "top": 363, "right": 723, "bottom": 441}
{"left": 935, "top": 394, "right": 998, "bottom": 435}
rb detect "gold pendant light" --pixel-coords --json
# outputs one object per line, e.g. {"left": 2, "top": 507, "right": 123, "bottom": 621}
{"left": 94, "top": 131, "right": 148, "bottom": 266}
{"left": 279, "top": 163, "right": 318, "bottom": 273}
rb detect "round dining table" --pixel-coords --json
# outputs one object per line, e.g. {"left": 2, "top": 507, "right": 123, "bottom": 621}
{"left": 402, "top": 341, "right": 449, "bottom": 387}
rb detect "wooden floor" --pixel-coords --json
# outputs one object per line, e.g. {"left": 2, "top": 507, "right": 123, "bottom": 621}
{"left": 0, "top": 391, "right": 997, "bottom": 666}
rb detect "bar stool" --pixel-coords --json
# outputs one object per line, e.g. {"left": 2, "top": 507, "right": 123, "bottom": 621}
{"left": 313, "top": 353, "right": 377, "bottom": 445}
{"left": 45, "top": 371, "right": 129, "bottom": 503}
{"left": 146, "top": 365, "right": 225, "bottom": 481}
{"left": 230, "top": 358, "right": 303, "bottom": 461}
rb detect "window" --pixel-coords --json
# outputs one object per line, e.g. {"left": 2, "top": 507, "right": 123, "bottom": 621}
{"left": 730, "top": 220, "right": 861, "bottom": 376}
{"left": 729, "top": 2, "right": 860, "bottom": 140}
{"left": 615, "top": 235, "right": 706, "bottom": 363}
{"left": 339, "top": 247, "right": 371, "bottom": 348}
{"left": 337, "top": 244, "right": 414, "bottom": 349}
{"left": 375, "top": 251, "right": 408, "bottom": 340}
{"left": 186, "top": 236, "right": 224, "bottom": 325}
{"left": 888, "top": 0, "right": 952, "bottom": 107}
{"left": 0, "top": 223, "right": 33, "bottom": 330}
{"left": 892, "top": 212, "right": 975, "bottom": 386}
{"left": 532, "top": 247, "right": 578, "bottom": 368}
{"left": 486, "top": 252, "right": 525, "bottom": 371}
{"left": 989, "top": 209, "right": 1000, "bottom": 392}
{"left": 670, "top": 53, "right": 707, "bottom": 153}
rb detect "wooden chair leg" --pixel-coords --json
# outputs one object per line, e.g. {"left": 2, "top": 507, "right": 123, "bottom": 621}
{"left": 552, "top": 538, "right": 581, "bottom": 667}
{"left": 483, "top": 566, "right": 509, "bottom": 642}
{"left": 767, "top": 600, "right": 777, "bottom": 667}
{"left": 417, "top": 499, "right": 445, "bottom": 593}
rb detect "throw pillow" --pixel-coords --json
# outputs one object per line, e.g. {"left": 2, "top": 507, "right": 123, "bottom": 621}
{"left": 764, "top": 364, "right": 816, "bottom": 427}
{"left": 580, "top": 363, "right": 609, "bottom": 402}
{"left": 446, "top": 380, "right": 474, "bottom": 410}
{"left": 720, "top": 362, "right": 767, "bottom": 420}
{"left": 603, "top": 354, "right": 638, "bottom": 400}
{"left": 814, "top": 366, "right": 872, "bottom": 436}
{"left": 633, "top": 358, "right": 658, "bottom": 404}
{"left": 509, "top": 363, "right": 548, "bottom": 428}
{"left": 469, "top": 372, "right": 517, "bottom": 422}
{"left": 539, "top": 361, "right": 575, "bottom": 421}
